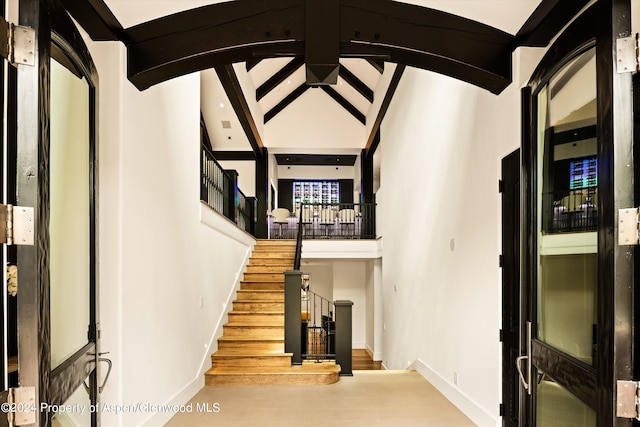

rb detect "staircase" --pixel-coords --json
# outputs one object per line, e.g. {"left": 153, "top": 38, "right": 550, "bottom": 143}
{"left": 205, "top": 239, "right": 340, "bottom": 385}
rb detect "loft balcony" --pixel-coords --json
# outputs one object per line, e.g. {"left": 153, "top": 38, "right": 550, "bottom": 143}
{"left": 201, "top": 146, "right": 377, "bottom": 240}
{"left": 268, "top": 203, "right": 376, "bottom": 240}
{"left": 542, "top": 187, "right": 597, "bottom": 234}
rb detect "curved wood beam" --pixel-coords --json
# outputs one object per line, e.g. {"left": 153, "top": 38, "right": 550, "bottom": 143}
{"left": 124, "top": 0, "right": 514, "bottom": 94}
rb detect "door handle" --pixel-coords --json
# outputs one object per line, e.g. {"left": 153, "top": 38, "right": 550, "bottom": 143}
{"left": 84, "top": 352, "right": 113, "bottom": 394}
{"left": 515, "top": 321, "right": 532, "bottom": 395}
{"left": 515, "top": 355, "right": 529, "bottom": 392}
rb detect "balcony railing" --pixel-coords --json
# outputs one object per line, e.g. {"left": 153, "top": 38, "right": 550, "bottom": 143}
{"left": 201, "top": 146, "right": 256, "bottom": 235}
{"left": 543, "top": 187, "right": 597, "bottom": 233}
{"left": 268, "top": 203, "right": 376, "bottom": 240}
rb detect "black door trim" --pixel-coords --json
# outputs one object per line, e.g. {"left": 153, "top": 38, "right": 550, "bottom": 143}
{"left": 521, "top": 0, "right": 635, "bottom": 425}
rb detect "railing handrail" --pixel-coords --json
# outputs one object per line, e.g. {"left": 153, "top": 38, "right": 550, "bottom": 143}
{"left": 294, "top": 209, "right": 303, "bottom": 270}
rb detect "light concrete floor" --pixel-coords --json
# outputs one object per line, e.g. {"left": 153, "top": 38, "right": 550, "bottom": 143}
{"left": 165, "top": 370, "right": 476, "bottom": 426}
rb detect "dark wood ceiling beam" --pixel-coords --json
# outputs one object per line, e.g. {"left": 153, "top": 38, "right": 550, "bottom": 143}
{"left": 305, "top": 0, "right": 340, "bottom": 84}
{"left": 366, "top": 59, "right": 384, "bottom": 74}
{"left": 339, "top": 66, "right": 374, "bottom": 103}
{"left": 264, "top": 84, "right": 310, "bottom": 123}
{"left": 246, "top": 59, "right": 263, "bottom": 72}
{"left": 320, "top": 86, "right": 366, "bottom": 125}
{"left": 364, "top": 64, "right": 405, "bottom": 157}
{"left": 59, "top": 0, "right": 124, "bottom": 41}
{"left": 123, "top": 0, "right": 515, "bottom": 94}
{"left": 214, "top": 65, "right": 264, "bottom": 158}
{"left": 257, "top": 57, "right": 305, "bottom": 101}
{"left": 515, "top": 0, "right": 590, "bottom": 47}
{"left": 275, "top": 154, "right": 357, "bottom": 166}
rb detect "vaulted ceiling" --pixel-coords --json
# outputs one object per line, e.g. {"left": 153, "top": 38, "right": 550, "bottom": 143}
{"left": 64, "top": 0, "right": 591, "bottom": 162}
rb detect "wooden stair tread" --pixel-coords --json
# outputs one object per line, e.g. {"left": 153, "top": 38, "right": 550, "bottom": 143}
{"left": 225, "top": 321, "right": 283, "bottom": 327}
{"left": 218, "top": 336, "right": 284, "bottom": 341}
{"left": 207, "top": 364, "right": 339, "bottom": 375}
{"left": 213, "top": 349, "right": 291, "bottom": 357}
{"left": 208, "top": 240, "right": 339, "bottom": 385}
{"left": 228, "top": 311, "right": 283, "bottom": 316}
{"left": 236, "top": 290, "right": 284, "bottom": 293}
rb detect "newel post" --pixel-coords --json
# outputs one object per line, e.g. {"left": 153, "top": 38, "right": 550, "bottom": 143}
{"left": 335, "top": 300, "right": 354, "bottom": 376}
{"left": 284, "top": 270, "right": 302, "bottom": 365}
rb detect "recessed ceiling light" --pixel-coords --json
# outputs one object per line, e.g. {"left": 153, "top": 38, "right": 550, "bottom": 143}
{"left": 219, "top": 102, "right": 225, "bottom": 108}
{"left": 286, "top": 80, "right": 291, "bottom": 85}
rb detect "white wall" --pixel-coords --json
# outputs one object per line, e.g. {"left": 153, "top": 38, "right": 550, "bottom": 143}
{"left": 333, "top": 261, "right": 367, "bottom": 349}
{"left": 218, "top": 160, "right": 256, "bottom": 197}
{"left": 378, "top": 65, "right": 521, "bottom": 426}
{"left": 88, "top": 39, "right": 254, "bottom": 427}
{"left": 301, "top": 263, "right": 333, "bottom": 301}
{"left": 301, "top": 260, "right": 368, "bottom": 349}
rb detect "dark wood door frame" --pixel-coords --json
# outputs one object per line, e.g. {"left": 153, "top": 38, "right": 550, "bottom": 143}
{"left": 501, "top": 149, "right": 520, "bottom": 427}
{"left": 521, "top": 1, "right": 635, "bottom": 425}
{"left": 16, "top": 0, "right": 101, "bottom": 425}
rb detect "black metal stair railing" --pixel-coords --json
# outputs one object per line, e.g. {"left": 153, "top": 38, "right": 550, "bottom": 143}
{"left": 301, "top": 290, "right": 335, "bottom": 362}
{"left": 201, "top": 145, "right": 257, "bottom": 235}
{"left": 284, "top": 270, "right": 353, "bottom": 376}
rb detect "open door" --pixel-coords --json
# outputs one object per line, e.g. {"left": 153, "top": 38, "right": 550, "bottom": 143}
{"left": 0, "top": 0, "right": 104, "bottom": 425}
{"left": 501, "top": 149, "right": 520, "bottom": 427}
{"left": 519, "top": 1, "right": 636, "bottom": 425}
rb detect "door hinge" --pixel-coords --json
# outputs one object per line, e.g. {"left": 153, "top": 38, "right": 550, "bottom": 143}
{"left": 617, "top": 380, "right": 640, "bottom": 420}
{"left": 6, "top": 386, "right": 36, "bottom": 426}
{"left": 618, "top": 208, "right": 640, "bottom": 245}
{"left": 0, "top": 204, "right": 34, "bottom": 245}
{"left": 499, "top": 329, "right": 504, "bottom": 342}
{"left": 616, "top": 34, "right": 639, "bottom": 74}
{"left": 499, "top": 254, "right": 504, "bottom": 268}
{"left": 498, "top": 179, "right": 504, "bottom": 193}
{"left": 499, "top": 403, "right": 504, "bottom": 417}
{"left": 0, "top": 16, "right": 35, "bottom": 67}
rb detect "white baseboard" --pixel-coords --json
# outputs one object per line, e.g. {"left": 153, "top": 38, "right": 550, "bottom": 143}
{"left": 412, "top": 359, "right": 499, "bottom": 427}
{"left": 364, "top": 344, "right": 382, "bottom": 361}
{"left": 140, "top": 375, "right": 205, "bottom": 427}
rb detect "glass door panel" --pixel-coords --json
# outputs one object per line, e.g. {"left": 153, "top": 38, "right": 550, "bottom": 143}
{"left": 49, "top": 56, "right": 91, "bottom": 369}
{"left": 536, "top": 47, "right": 597, "bottom": 365}
{"left": 51, "top": 382, "right": 92, "bottom": 427}
{"left": 536, "top": 372, "right": 596, "bottom": 426}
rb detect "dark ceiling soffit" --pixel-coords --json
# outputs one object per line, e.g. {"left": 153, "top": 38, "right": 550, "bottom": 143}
{"left": 212, "top": 151, "right": 257, "bottom": 161}
{"left": 339, "top": 66, "right": 374, "bottom": 103}
{"left": 365, "top": 64, "right": 405, "bottom": 157}
{"left": 515, "top": 0, "right": 591, "bottom": 47}
{"left": 257, "top": 57, "right": 305, "bottom": 101}
{"left": 264, "top": 84, "right": 310, "bottom": 123}
{"left": 59, "top": 0, "right": 124, "bottom": 41}
{"left": 320, "top": 86, "right": 366, "bottom": 125}
{"left": 214, "top": 65, "right": 264, "bottom": 158}
{"left": 122, "top": 0, "right": 514, "bottom": 94}
{"left": 275, "top": 154, "right": 358, "bottom": 166}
